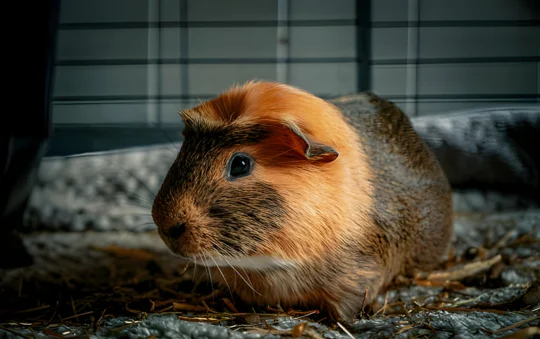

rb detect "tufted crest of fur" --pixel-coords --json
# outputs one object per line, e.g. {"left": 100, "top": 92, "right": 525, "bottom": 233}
{"left": 152, "top": 80, "right": 453, "bottom": 322}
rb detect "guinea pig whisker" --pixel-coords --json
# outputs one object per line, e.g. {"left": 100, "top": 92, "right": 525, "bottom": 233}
{"left": 125, "top": 193, "right": 154, "bottom": 208}
{"left": 222, "top": 257, "right": 262, "bottom": 297}
{"left": 204, "top": 241, "right": 261, "bottom": 297}
{"left": 192, "top": 257, "right": 198, "bottom": 282}
{"left": 124, "top": 200, "right": 152, "bottom": 211}
{"left": 238, "top": 267, "right": 260, "bottom": 295}
{"left": 216, "top": 243, "right": 256, "bottom": 291}
{"left": 201, "top": 252, "right": 215, "bottom": 301}
{"left": 114, "top": 166, "right": 158, "bottom": 200}
{"left": 239, "top": 266, "right": 256, "bottom": 295}
{"left": 210, "top": 256, "right": 234, "bottom": 300}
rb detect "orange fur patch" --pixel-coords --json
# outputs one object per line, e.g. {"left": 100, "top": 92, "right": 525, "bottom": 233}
{"left": 181, "top": 81, "right": 375, "bottom": 262}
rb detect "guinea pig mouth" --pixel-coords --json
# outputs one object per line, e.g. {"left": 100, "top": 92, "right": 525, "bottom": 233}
{"left": 189, "top": 254, "right": 297, "bottom": 271}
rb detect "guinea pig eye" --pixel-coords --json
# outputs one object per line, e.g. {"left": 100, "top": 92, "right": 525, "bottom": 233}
{"left": 227, "top": 153, "right": 254, "bottom": 180}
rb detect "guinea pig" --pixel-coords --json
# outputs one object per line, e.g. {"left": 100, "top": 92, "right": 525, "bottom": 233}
{"left": 151, "top": 81, "right": 453, "bottom": 322}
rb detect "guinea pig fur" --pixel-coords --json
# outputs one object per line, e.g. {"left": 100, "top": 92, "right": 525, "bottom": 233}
{"left": 151, "top": 81, "right": 453, "bottom": 322}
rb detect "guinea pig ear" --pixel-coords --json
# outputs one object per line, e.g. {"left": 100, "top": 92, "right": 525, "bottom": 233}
{"left": 282, "top": 121, "right": 339, "bottom": 163}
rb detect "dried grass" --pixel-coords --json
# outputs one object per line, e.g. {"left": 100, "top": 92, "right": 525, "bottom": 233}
{"left": 0, "top": 226, "right": 538, "bottom": 338}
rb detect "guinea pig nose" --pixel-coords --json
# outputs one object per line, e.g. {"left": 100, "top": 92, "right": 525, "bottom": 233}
{"left": 167, "top": 223, "right": 186, "bottom": 239}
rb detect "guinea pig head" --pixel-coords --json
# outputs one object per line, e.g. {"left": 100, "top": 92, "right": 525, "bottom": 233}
{"left": 152, "top": 81, "right": 369, "bottom": 269}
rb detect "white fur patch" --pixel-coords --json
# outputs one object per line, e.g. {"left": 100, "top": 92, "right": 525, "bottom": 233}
{"left": 191, "top": 255, "right": 297, "bottom": 271}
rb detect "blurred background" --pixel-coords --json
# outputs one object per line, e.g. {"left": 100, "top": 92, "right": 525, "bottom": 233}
{"left": 49, "top": 0, "right": 540, "bottom": 156}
